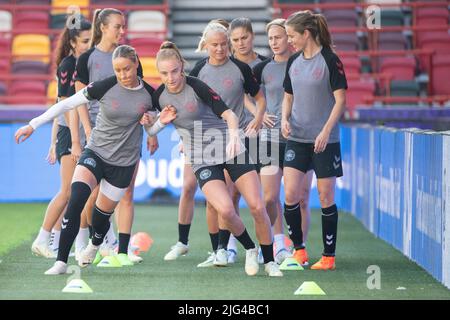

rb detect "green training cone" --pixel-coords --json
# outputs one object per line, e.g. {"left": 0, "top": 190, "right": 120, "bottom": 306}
{"left": 294, "top": 281, "right": 326, "bottom": 295}
{"left": 279, "top": 257, "right": 304, "bottom": 271}
{"left": 62, "top": 279, "right": 93, "bottom": 293}
{"left": 97, "top": 255, "right": 123, "bottom": 268}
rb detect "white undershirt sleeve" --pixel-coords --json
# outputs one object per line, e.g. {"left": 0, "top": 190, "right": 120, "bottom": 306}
{"left": 144, "top": 118, "right": 167, "bottom": 136}
{"left": 29, "top": 90, "right": 89, "bottom": 130}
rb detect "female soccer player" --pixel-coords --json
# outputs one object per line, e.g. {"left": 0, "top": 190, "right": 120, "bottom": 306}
{"left": 154, "top": 41, "right": 281, "bottom": 277}
{"left": 15, "top": 45, "right": 174, "bottom": 275}
{"left": 73, "top": 8, "right": 156, "bottom": 264}
{"left": 282, "top": 11, "right": 347, "bottom": 270}
{"left": 226, "top": 17, "right": 269, "bottom": 261}
{"left": 163, "top": 19, "right": 231, "bottom": 262}
{"left": 188, "top": 22, "right": 267, "bottom": 267}
{"left": 31, "top": 18, "right": 92, "bottom": 259}
{"left": 253, "top": 18, "right": 314, "bottom": 265}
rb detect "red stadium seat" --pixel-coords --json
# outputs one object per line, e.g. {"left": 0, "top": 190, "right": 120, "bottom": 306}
{"left": 14, "top": 11, "right": 49, "bottom": 32}
{"left": 341, "top": 56, "right": 361, "bottom": 75}
{"left": 346, "top": 79, "right": 376, "bottom": 110}
{"left": 432, "top": 55, "right": 450, "bottom": 95}
{"left": 377, "top": 32, "right": 407, "bottom": 51}
{"left": 380, "top": 57, "right": 416, "bottom": 81}
{"left": 415, "top": 7, "right": 448, "bottom": 26}
{"left": 418, "top": 32, "right": 450, "bottom": 71}
{"left": 0, "top": 81, "right": 6, "bottom": 96}
{"left": 7, "top": 80, "right": 47, "bottom": 104}
{"left": 129, "top": 37, "right": 164, "bottom": 57}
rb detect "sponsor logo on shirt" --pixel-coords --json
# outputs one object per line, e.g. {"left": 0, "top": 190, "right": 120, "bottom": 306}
{"left": 223, "top": 78, "right": 234, "bottom": 89}
{"left": 185, "top": 101, "right": 197, "bottom": 113}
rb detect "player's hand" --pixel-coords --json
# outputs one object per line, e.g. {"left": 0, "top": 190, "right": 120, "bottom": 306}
{"left": 263, "top": 113, "right": 277, "bottom": 128}
{"left": 314, "top": 130, "right": 330, "bottom": 153}
{"left": 226, "top": 130, "right": 241, "bottom": 159}
{"left": 71, "top": 141, "right": 82, "bottom": 162}
{"left": 160, "top": 105, "right": 177, "bottom": 124}
{"left": 281, "top": 119, "right": 290, "bottom": 139}
{"left": 244, "top": 118, "right": 261, "bottom": 138}
{"left": 140, "top": 111, "right": 157, "bottom": 126}
{"left": 46, "top": 144, "right": 57, "bottom": 165}
{"left": 14, "top": 125, "right": 34, "bottom": 144}
{"left": 147, "top": 135, "right": 159, "bottom": 155}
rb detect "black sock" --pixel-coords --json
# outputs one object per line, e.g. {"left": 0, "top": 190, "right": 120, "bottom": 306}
{"left": 260, "top": 243, "right": 274, "bottom": 264}
{"left": 178, "top": 223, "right": 191, "bottom": 245}
{"left": 235, "top": 229, "right": 255, "bottom": 250}
{"left": 88, "top": 225, "right": 93, "bottom": 239}
{"left": 56, "top": 182, "right": 91, "bottom": 263}
{"left": 217, "top": 229, "right": 231, "bottom": 250}
{"left": 283, "top": 203, "right": 304, "bottom": 250}
{"left": 118, "top": 233, "right": 130, "bottom": 254}
{"left": 91, "top": 205, "right": 113, "bottom": 246}
{"left": 322, "top": 204, "right": 338, "bottom": 256}
{"left": 209, "top": 232, "right": 219, "bottom": 252}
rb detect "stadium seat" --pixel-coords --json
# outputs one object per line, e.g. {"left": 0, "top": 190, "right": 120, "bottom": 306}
{"left": 390, "top": 80, "right": 420, "bottom": 97}
{"left": 14, "top": 11, "right": 49, "bottom": 31}
{"left": 127, "top": 0, "right": 164, "bottom": 4}
{"left": 127, "top": 11, "right": 166, "bottom": 39}
{"left": 418, "top": 32, "right": 450, "bottom": 71}
{"left": 11, "top": 61, "right": 49, "bottom": 74}
{"left": 431, "top": 55, "right": 450, "bottom": 95}
{"left": 140, "top": 57, "right": 158, "bottom": 78}
{"left": 277, "top": 0, "right": 314, "bottom": 3}
{"left": 92, "top": 0, "right": 125, "bottom": 4}
{"left": 51, "top": 0, "right": 89, "bottom": 17}
{"left": 380, "top": 57, "right": 416, "bottom": 81}
{"left": 333, "top": 33, "right": 359, "bottom": 51}
{"left": 47, "top": 80, "right": 58, "bottom": 103}
{"left": 415, "top": 7, "right": 449, "bottom": 26}
{"left": 380, "top": 9, "right": 405, "bottom": 26}
{"left": 0, "top": 10, "right": 12, "bottom": 33}
{"left": 346, "top": 79, "right": 376, "bottom": 109}
{"left": 322, "top": 10, "right": 359, "bottom": 27}
{"left": 0, "top": 81, "right": 6, "bottom": 96}
{"left": 12, "top": 34, "right": 50, "bottom": 64}
{"left": 341, "top": 57, "right": 361, "bottom": 75}
{"left": 129, "top": 37, "right": 163, "bottom": 57}
{"left": 8, "top": 80, "right": 47, "bottom": 102}
{"left": 0, "top": 59, "right": 9, "bottom": 75}
{"left": 377, "top": 32, "right": 407, "bottom": 51}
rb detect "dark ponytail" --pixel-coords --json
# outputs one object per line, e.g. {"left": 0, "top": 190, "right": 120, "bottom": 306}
{"left": 54, "top": 17, "right": 91, "bottom": 67}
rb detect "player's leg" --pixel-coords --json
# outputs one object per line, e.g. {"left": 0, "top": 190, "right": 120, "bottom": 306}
{"left": 164, "top": 164, "right": 197, "bottom": 261}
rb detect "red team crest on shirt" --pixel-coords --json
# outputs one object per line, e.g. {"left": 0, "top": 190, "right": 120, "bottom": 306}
{"left": 111, "top": 99, "right": 120, "bottom": 110}
{"left": 185, "top": 101, "right": 197, "bottom": 113}
{"left": 312, "top": 68, "right": 324, "bottom": 80}
{"left": 223, "top": 78, "right": 234, "bottom": 89}
{"left": 266, "top": 74, "right": 274, "bottom": 84}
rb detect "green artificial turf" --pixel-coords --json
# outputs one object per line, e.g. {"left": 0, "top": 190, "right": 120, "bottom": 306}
{"left": 0, "top": 203, "right": 449, "bottom": 300}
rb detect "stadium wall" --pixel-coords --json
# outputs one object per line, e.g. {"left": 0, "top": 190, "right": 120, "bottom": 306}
{"left": 341, "top": 124, "right": 450, "bottom": 289}
{"left": 0, "top": 122, "right": 335, "bottom": 207}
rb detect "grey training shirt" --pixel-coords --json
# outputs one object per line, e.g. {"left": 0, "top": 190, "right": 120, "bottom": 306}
{"left": 153, "top": 76, "right": 238, "bottom": 173}
{"left": 190, "top": 57, "right": 260, "bottom": 129}
{"left": 283, "top": 46, "right": 347, "bottom": 143}
{"left": 74, "top": 47, "right": 144, "bottom": 128}
{"left": 83, "top": 76, "right": 155, "bottom": 166}
{"left": 253, "top": 57, "right": 287, "bottom": 143}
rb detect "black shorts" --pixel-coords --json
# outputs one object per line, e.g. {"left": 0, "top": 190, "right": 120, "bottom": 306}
{"left": 194, "top": 153, "right": 256, "bottom": 189}
{"left": 78, "top": 148, "right": 137, "bottom": 188}
{"left": 283, "top": 140, "right": 343, "bottom": 178}
{"left": 244, "top": 136, "right": 261, "bottom": 173}
{"left": 55, "top": 125, "right": 72, "bottom": 163}
{"left": 259, "top": 141, "right": 286, "bottom": 169}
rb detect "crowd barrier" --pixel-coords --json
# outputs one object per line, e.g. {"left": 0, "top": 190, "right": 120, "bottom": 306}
{"left": 340, "top": 124, "right": 450, "bottom": 289}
